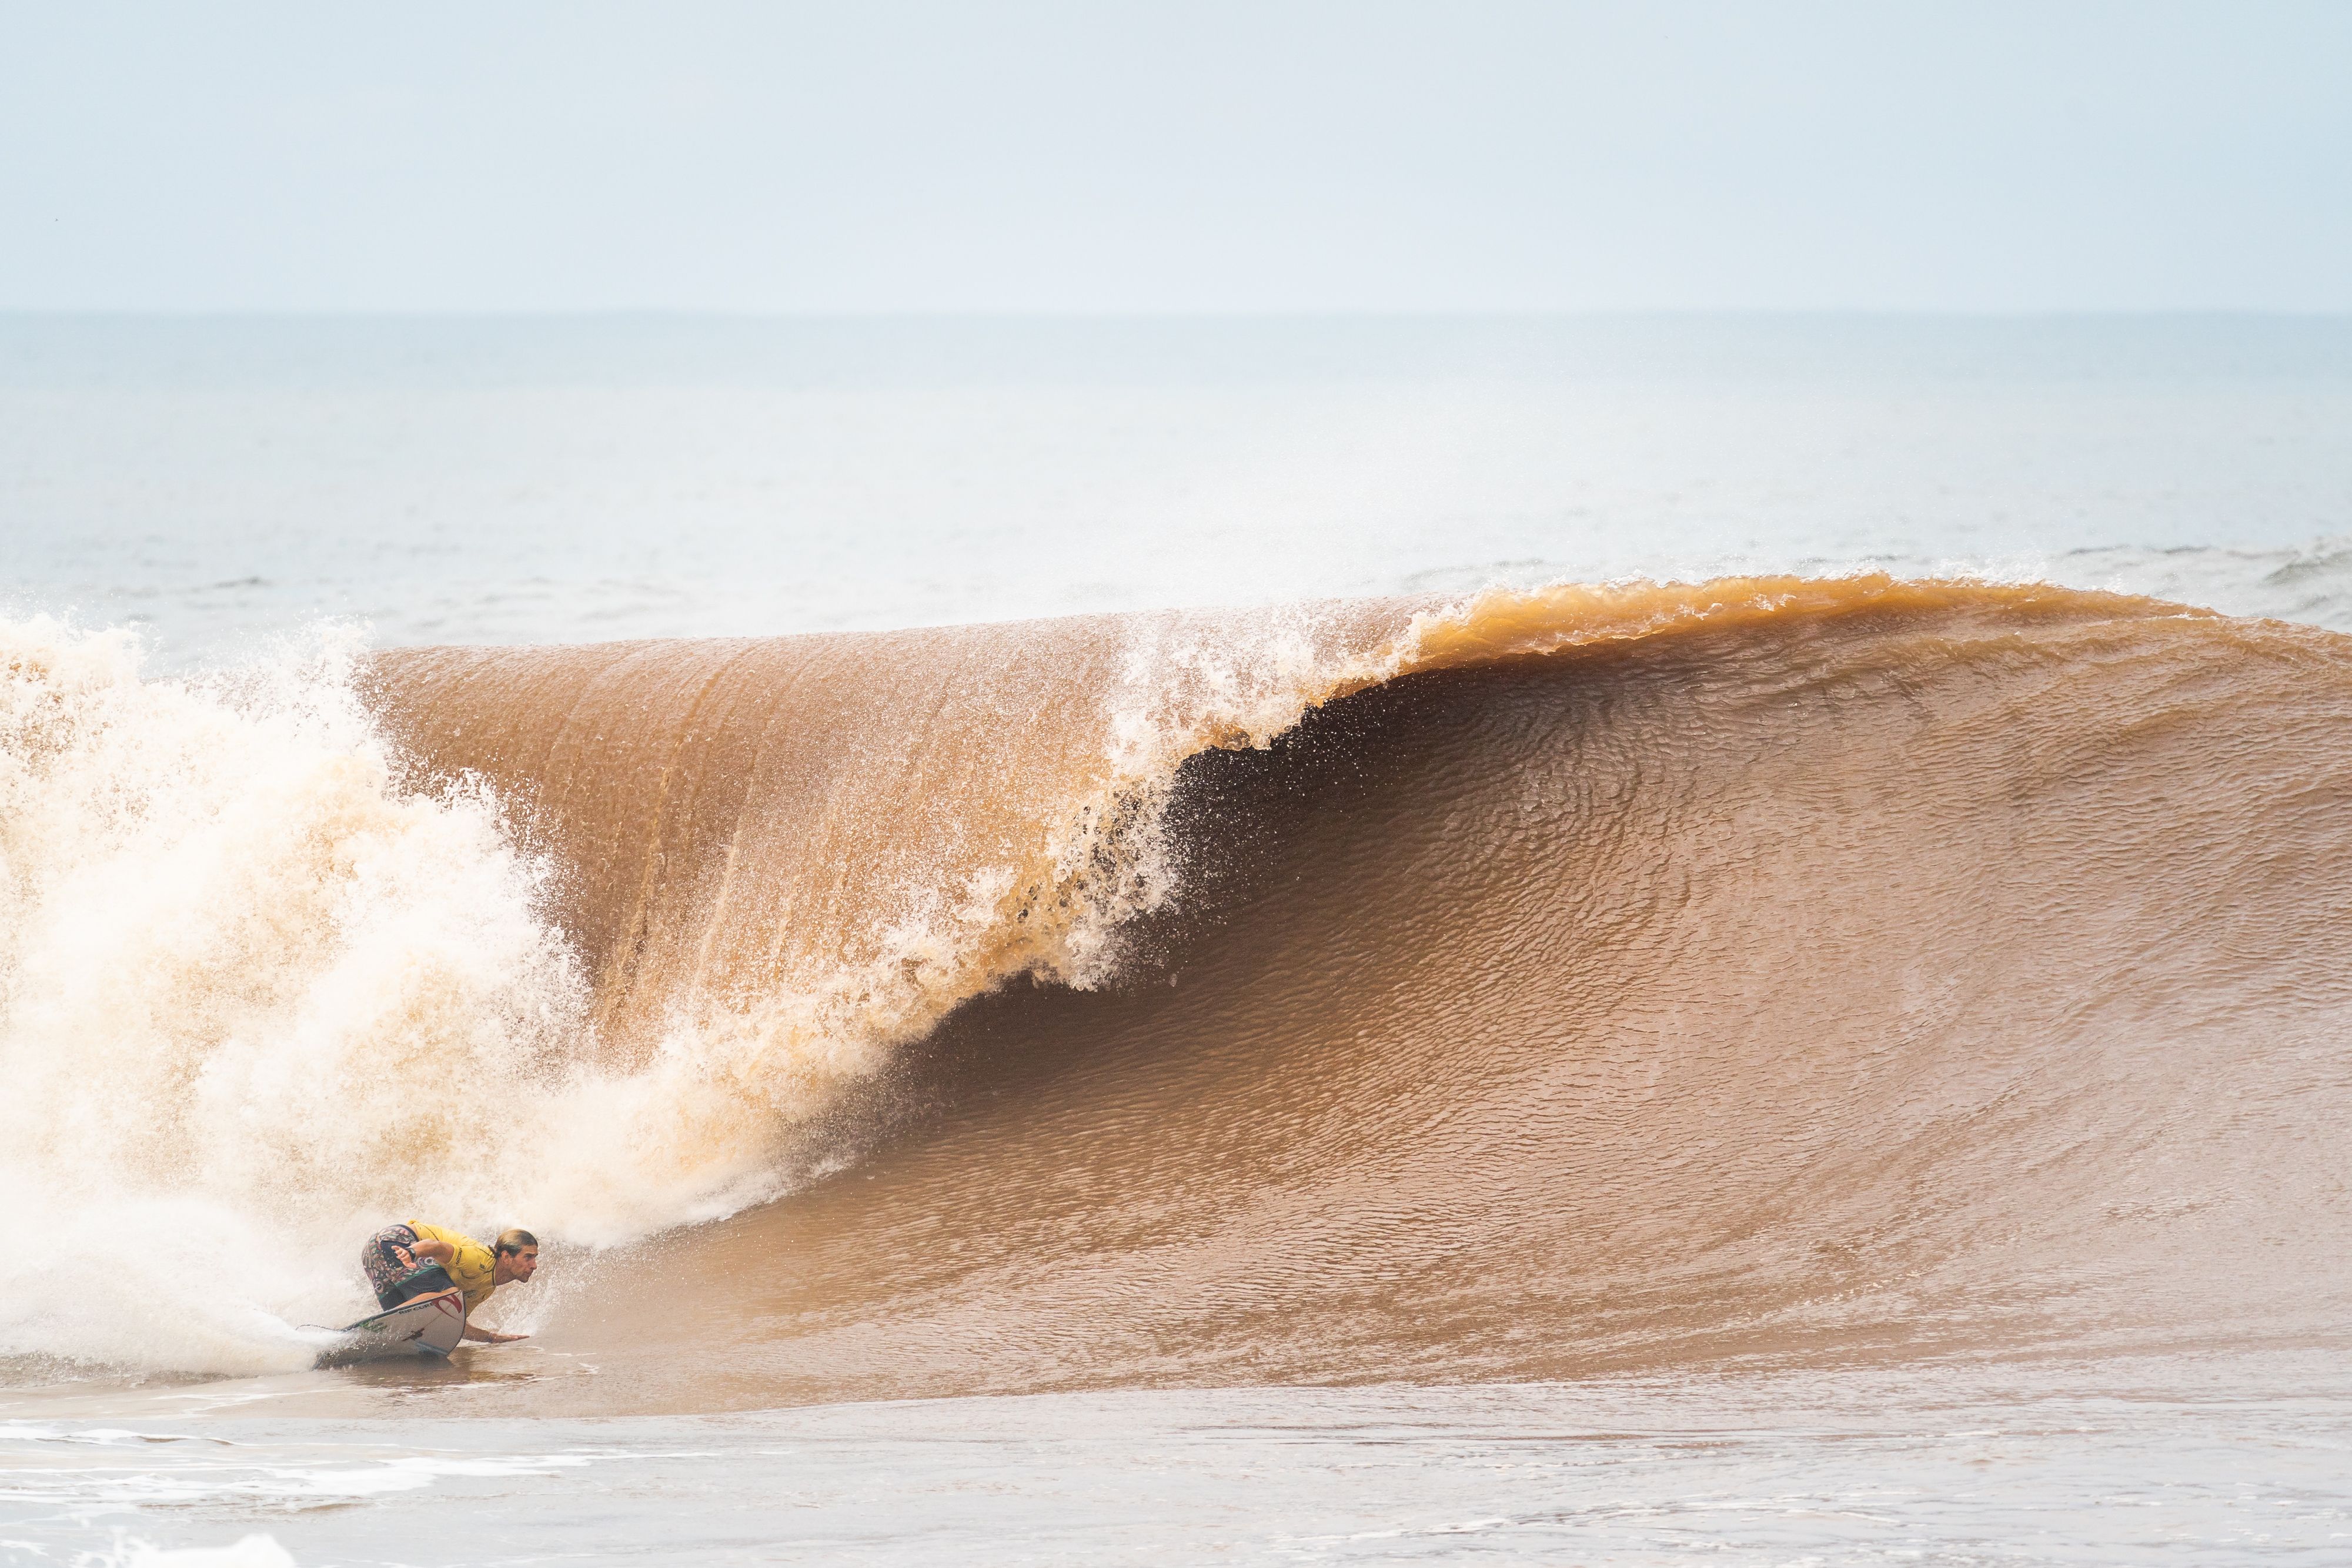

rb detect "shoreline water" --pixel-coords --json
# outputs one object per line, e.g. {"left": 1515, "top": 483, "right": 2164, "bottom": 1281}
{"left": 11, "top": 1353, "right": 2352, "bottom": 1566}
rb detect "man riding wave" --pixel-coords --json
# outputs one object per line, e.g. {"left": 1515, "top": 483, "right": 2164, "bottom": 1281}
{"left": 360, "top": 1222, "right": 539, "bottom": 1343}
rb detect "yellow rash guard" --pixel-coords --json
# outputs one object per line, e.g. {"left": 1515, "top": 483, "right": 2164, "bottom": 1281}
{"left": 406, "top": 1222, "right": 500, "bottom": 1311}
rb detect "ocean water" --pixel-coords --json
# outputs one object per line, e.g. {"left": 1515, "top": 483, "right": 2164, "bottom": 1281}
{"left": 4, "top": 314, "right": 2351, "bottom": 1565}
{"left": 7, "top": 314, "right": 2351, "bottom": 657}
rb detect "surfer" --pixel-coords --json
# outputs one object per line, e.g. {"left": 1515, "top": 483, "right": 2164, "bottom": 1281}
{"left": 360, "top": 1222, "right": 540, "bottom": 1343}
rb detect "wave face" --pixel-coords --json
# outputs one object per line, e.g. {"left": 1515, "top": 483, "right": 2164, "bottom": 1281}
{"left": 8, "top": 578, "right": 2351, "bottom": 1399}
{"left": 364, "top": 580, "right": 2352, "bottom": 1408}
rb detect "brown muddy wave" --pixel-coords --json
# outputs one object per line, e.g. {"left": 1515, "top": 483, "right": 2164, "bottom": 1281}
{"left": 367, "top": 577, "right": 2352, "bottom": 1410}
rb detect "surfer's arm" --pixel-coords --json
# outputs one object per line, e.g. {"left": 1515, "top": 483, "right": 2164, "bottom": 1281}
{"left": 460, "top": 1324, "right": 529, "bottom": 1343}
{"left": 406, "top": 1238, "right": 457, "bottom": 1265}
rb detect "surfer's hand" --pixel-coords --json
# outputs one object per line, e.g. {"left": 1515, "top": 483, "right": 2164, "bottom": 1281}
{"left": 459, "top": 1324, "right": 531, "bottom": 1344}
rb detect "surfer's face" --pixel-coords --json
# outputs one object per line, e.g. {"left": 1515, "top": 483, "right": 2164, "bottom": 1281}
{"left": 500, "top": 1244, "right": 541, "bottom": 1285}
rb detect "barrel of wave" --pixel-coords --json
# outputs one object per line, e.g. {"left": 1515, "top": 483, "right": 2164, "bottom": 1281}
{"left": 358, "top": 601, "right": 1417, "bottom": 1081}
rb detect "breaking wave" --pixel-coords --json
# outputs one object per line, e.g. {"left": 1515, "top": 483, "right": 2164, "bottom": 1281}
{"left": 8, "top": 575, "right": 2351, "bottom": 1398}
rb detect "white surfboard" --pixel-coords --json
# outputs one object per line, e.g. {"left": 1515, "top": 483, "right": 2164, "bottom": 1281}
{"left": 313, "top": 1287, "right": 467, "bottom": 1366}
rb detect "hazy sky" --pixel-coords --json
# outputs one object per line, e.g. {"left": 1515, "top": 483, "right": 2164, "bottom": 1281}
{"left": 2, "top": 1, "right": 2346, "bottom": 313}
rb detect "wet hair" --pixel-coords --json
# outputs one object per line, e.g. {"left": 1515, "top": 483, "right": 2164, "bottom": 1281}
{"left": 495, "top": 1228, "right": 539, "bottom": 1256}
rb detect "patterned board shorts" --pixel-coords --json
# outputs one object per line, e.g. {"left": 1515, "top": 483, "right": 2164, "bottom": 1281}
{"left": 361, "top": 1223, "right": 456, "bottom": 1311}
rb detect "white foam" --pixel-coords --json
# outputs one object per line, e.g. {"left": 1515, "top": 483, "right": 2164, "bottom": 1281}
{"left": 0, "top": 617, "right": 756, "bottom": 1376}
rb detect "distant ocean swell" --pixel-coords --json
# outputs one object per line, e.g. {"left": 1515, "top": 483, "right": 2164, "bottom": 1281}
{"left": 5, "top": 577, "right": 2350, "bottom": 1400}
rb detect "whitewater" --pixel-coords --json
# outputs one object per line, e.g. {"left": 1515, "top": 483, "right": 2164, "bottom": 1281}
{"left": 4, "top": 314, "right": 2351, "bottom": 1566}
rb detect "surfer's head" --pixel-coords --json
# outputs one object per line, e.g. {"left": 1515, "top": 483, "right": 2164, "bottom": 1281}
{"left": 493, "top": 1228, "right": 542, "bottom": 1286}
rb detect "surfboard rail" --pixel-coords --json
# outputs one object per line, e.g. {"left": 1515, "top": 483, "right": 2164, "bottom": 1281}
{"left": 312, "top": 1287, "right": 467, "bottom": 1367}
